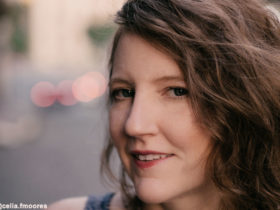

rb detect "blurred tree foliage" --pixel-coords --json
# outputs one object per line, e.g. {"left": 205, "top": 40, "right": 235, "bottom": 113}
{"left": 0, "top": 0, "right": 8, "bottom": 18}
{"left": 0, "top": 1, "right": 28, "bottom": 53}
{"left": 87, "top": 24, "right": 115, "bottom": 47}
{"left": 9, "top": 3, "right": 28, "bottom": 53}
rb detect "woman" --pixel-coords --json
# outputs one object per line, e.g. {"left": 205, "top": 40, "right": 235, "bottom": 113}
{"left": 49, "top": 0, "right": 280, "bottom": 209}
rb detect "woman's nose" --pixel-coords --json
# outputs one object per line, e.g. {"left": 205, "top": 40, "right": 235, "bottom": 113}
{"left": 124, "top": 95, "right": 158, "bottom": 138}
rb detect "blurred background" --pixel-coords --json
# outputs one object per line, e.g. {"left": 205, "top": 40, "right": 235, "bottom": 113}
{"left": 0, "top": 0, "right": 279, "bottom": 207}
{"left": 0, "top": 0, "right": 124, "bottom": 205}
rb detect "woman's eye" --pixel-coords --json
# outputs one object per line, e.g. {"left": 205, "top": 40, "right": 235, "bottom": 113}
{"left": 168, "top": 87, "right": 189, "bottom": 98}
{"left": 111, "top": 89, "right": 135, "bottom": 101}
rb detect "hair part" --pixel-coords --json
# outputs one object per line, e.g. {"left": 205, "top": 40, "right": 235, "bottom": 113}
{"left": 102, "top": 0, "right": 280, "bottom": 209}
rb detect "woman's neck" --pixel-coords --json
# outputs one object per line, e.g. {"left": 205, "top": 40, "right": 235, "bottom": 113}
{"left": 143, "top": 182, "right": 220, "bottom": 210}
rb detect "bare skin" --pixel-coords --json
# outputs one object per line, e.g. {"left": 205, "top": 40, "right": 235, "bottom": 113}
{"left": 47, "top": 197, "right": 87, "bottom": 210}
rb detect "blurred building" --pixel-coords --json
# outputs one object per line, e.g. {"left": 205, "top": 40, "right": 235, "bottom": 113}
{"left": 3, "top": 0, "right": 125, "bottom": 75}
{"left": 29, "top": 0, "right": 125, "bottom": 74}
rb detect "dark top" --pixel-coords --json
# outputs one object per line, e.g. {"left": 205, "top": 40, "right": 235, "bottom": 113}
{"left": 84, "top": 193, "right": 115, "bottom": 210}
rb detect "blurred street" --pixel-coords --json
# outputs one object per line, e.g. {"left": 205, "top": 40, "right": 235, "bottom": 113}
{"left": 0, "top": 70, "right": 112, "bottom": 205}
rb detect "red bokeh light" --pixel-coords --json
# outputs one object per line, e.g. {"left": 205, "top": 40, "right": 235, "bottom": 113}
{"left": 30, "top": 82, "right": 56, "bottom": 107}
{"left": 72, "top": 72, "right": 107, "bottom": 102}
{"left": 56, "top": 80, "right": 77, "bottom": 106}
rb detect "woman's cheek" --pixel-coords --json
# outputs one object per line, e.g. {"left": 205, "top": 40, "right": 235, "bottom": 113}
{"left": 109, "top": 106, "right": 127, "bottom": 153}
{"left": 109, "top": 106, "right": 122, "bottom": 133}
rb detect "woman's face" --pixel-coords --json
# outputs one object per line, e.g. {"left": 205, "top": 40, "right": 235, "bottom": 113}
{"left": 109, "top": 33, "right": 214, "bottom": 205}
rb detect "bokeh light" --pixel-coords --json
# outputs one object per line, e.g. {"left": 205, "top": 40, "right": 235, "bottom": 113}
{"left": 72, "top": 72, "right": 107, "bottom": 102}
{"left": 30, "top": 81, "right": 56, "bottom": 107}
{"left": 56, "top": 80, "right": 77, "bottom": 106}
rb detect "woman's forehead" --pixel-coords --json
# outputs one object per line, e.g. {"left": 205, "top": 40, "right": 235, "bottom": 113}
{"left": 111, "top": 33, "right": 184, "bottom": 82}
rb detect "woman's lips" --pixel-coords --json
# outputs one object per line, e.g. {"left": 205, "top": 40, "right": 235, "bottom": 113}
{"left": 131, "top": 150, "right": 174, "bottom": 169}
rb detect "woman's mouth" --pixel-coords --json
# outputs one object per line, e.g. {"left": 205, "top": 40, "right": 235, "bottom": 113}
{"left": 134, "top": 154, "right": 173, "bottom": 161}
{"left": 131, "top": 151, "right": 174, "bottom": 169}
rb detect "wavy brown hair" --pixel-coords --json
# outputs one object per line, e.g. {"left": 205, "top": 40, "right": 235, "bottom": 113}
{"left": 101, "top": 0, "right": 280, "bottom": 209}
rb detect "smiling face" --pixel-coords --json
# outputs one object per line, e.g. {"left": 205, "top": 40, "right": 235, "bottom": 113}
{"left": 109, "top": 33, "right": 216, "bottom": 207}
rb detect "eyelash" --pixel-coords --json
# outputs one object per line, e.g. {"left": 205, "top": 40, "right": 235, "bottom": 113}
{"left": 110, "top": 88, "right": 135, "bottom": 101}
{"left": 166, "top": 87, "right": 189, "bottom": 99}
{"left": 110, "top": 87, "right": 188, "bottom": 102}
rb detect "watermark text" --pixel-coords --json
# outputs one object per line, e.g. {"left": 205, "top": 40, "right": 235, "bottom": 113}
{"left": 0, "top": 202, "right": 47, "bottom": 209}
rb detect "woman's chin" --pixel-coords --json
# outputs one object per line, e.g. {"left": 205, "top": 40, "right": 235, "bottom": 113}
{"left": 136, "top": 190, "right": 166, "bottom": 204}
{"left": 134, "top": 180, "right": 170, "bottom": 204}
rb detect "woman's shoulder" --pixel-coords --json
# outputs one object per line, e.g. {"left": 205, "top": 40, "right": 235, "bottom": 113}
{"left": 47, "top": 196, "right": 87, "bottom": 210}
{"left": 47, "top": 192, "right": 125, "bottom": 210}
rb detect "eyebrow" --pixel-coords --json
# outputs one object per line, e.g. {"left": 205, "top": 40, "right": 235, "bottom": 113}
{"left": 109, "top": 78, "right": 134, "bottom": 88}
{"left": 152, "top": 75, "right": 185, "bottom": 83}
{"left": 109, "top": 75, "right": 185, "bottom": 88}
